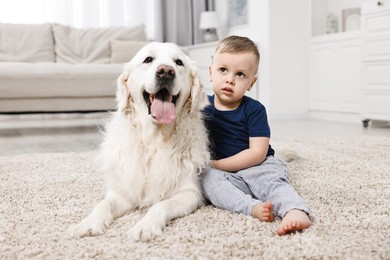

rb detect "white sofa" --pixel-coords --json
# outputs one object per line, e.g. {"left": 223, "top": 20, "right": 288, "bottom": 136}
{"left": 0, "top": 23, "right": 149, "bottom": 113}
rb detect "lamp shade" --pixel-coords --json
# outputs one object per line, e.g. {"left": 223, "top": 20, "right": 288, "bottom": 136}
{"left": 199, "top": 11, "right": 221, "bottom": 29}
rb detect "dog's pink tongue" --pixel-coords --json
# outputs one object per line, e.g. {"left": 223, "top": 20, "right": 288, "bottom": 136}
{"left": 151, "top": 98, "right": 176, "bottom": 124}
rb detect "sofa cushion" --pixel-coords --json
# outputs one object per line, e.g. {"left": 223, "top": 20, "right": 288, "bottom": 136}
{"left": 110, "top": 40, "right": 148, "bottom": 63}
{"left": 0, "top": 62, "right": 123, "bottom": 98}
{"left": 53, "top": 24, "right": 147, "bottom": 64}
{"left": 0, "top": 23, "right": 55, "bottom": 62}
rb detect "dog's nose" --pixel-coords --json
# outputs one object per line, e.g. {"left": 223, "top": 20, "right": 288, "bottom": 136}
{"left": 156, "top": 65, "right": 175, "bottom": 80}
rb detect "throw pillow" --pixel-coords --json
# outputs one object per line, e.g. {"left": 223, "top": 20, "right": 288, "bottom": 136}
{"left": 110, "top": 40, "right": 148, "bottom": 63}
{"left": 53, "top": 23, "right": 147, "bottom": 64}
{"left": 0, "top": 23, "right": 55, "bottom": 62}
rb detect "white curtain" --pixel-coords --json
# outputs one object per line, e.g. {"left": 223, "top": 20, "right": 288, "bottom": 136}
{"left": 0, "top": 0, "right": 156, "bottom": 39}
{"left": 0, "top": 0, "right": 216, "bottom": 44}
{"left": 154, "top": 0, "right": 208, "bottom": 45}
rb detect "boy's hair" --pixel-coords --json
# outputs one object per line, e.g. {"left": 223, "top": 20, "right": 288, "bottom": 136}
{"left": 215, "top": 35, "right": 260, "bottom": 66}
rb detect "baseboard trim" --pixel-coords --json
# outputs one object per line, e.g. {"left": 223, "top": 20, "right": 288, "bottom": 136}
{"left": 0, "top": 112, "right": 110, "bottom": 129}
{"left": 309, "top": 110, "right": 361, "bottom": 124}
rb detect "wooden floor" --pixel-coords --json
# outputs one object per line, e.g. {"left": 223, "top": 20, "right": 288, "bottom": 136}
{"left": 0, "top": 112, "right": 389, "bottom": 156}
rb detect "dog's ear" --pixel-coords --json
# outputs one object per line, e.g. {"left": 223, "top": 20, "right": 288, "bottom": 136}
{"left": 116, "top": 64, "right": 134, "bottom": 113}
{"left": 189, "top": 67, "right": 209, "bottom": 113}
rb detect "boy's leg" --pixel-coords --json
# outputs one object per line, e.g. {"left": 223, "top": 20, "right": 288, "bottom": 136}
{"left": 238, "top": 156, "right": 312, "bottom": 234}
{"left": 201, "top": 167, "right": 262, "bottom": 216}
{"left": 238, "top": 156, "right": 312, "bottom": 220}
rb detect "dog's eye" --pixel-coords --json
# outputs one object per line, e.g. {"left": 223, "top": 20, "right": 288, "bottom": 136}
{"left": 143, "top": 57, "right": 153, "bottom": 64}
{"left": 175, "top": 59, "right": 184, "bottom": 66}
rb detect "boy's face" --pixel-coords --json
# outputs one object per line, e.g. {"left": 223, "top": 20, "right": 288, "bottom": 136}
{"left": 209, "top": 51, "right": 258, "bottom": 110}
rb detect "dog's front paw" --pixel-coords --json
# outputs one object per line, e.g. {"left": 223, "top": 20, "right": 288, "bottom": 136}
{"left": 128, "top": 218, "right": 164, "bottom": 241}
{"left": 66, "top": 218, "right": 107, "bottom": 239}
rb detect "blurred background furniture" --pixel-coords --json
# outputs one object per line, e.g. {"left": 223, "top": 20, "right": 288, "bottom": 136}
{"left": 0, "top": 23, "right": 147, "bottom": 113}
{"left": 360, "top": 0, "right": 390, "bottom": 127}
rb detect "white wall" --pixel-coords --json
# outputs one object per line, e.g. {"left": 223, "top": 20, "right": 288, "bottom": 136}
{"left": 268, "top": 0, "right": 311, "bottom": 117}
{"left": 312, "top": 0, "right": 327, "bottom": 36}
{"left": 215, "top": 0, "right": 311, "bottom": 118}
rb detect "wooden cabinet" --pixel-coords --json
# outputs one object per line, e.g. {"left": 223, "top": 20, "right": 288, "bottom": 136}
{"left": 309, "top": 0, "right": 364, "bottom": 122}
{"left": 309, "top": 32, "right": 362, "bottom": 120}
{"left": 361, "top": 0, "right": 390, "bottom": 126}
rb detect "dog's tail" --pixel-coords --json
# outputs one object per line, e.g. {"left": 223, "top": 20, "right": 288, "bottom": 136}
{"left": 276, "top": 150, "right": 299, "bottom": 162}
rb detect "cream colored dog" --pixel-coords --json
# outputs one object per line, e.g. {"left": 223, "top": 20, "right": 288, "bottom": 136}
{"left": 67, "top": 42, "right": 210, "bottom": 241}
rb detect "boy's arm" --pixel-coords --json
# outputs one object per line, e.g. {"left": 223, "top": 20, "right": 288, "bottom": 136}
{"left": 212, "top": 137, "right": 270, "bottom": 172}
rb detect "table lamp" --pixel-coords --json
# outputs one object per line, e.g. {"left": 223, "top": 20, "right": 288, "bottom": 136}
{"left": 199, "top": 11, "right": 221, "bottom": 42}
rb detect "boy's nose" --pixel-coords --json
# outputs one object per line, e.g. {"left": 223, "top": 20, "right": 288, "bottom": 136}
{"left": 225, "top": 74, "right": 234, "bottom": 85}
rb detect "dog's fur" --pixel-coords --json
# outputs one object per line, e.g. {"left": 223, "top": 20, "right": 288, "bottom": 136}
{"left": 67, "top": 42, "right": 210, "bottom": 241}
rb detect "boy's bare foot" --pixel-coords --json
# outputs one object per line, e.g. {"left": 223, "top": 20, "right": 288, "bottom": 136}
{"left": 252, "top": 202, "right": 274, "bottom": 222}
{"left": 277, "top": 209, "right": 312, "bottom": 235}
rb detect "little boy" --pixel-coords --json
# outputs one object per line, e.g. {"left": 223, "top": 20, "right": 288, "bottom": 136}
{"left": 201, "top": 35, "right": 312, "bottom": 235}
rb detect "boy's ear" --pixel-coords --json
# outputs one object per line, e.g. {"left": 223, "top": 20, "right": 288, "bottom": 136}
{"left": 209, "top": 66, "right": 213, "bottom": 81}
{"left": 248, "top": 76, "right": 258, "bottom": 91}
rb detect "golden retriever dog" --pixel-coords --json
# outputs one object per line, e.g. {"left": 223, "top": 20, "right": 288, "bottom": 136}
{"left": 67, "top": 42, "right": 210, "bottom": 241}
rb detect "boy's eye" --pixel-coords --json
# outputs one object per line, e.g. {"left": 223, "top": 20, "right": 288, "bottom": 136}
{"left": 220, "top": 68, "right": 227, "bottom": 72}
{"left": 237, "top": 72, "right": 245, "bottom": 78}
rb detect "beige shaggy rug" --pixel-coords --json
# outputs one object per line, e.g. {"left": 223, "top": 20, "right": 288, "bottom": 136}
{"left": 0, "top": 136, "right": 389, "bottom": 259}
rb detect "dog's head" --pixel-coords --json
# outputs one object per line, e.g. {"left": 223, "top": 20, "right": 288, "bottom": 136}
{"left": 117, "top": 42, "right": 208, "bottom": 124}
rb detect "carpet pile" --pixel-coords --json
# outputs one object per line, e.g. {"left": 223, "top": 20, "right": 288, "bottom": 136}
{"left": 0, "top": 136, "right": 389, "bottom": 259}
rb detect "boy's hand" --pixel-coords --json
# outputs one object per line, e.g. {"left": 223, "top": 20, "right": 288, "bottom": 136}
{"left": 210, "top": 137, "right": 269, "bottom": 172}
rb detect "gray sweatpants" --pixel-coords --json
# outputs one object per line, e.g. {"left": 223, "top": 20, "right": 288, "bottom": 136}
{"left": 201, "top": 156, "right": 312, "bottom": 219}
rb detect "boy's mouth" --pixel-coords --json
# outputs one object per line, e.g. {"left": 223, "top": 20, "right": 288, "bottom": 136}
{"left": 222, "top": 87, "right": 233, "bottom": 94}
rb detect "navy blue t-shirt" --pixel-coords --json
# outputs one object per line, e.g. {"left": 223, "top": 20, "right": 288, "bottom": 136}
{"left": 203, "top": 95, "right": 275, "bottom": 160}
